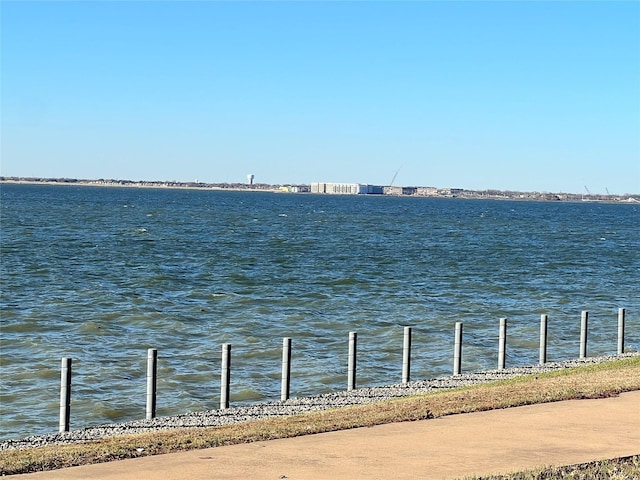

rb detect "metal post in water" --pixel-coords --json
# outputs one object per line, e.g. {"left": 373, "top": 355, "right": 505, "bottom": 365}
{"left": 539, "top": 314, "right": 548, "bottom": 365}
{"left": 146, "top": 348, "right": 157, "bottom": 420}
{"left": 618, "top": 308, "right": 626, "bottom": 354}
{"left": 347, "top": 332, "right": 357, "bottom": 391}
{"left": 59, "top": 357, "right": 72, "bottom": 433}
{"left": 402, "top": 326, "right": 412, "bottom": 384}
{"left": 453, "top": 322, "right": 463, "bottom": 376}
{"left": 498, "top": 318, "right": 507, "bottom": 370}
{"left": 580, "top": 310, "right": 588, "bottom": 359}
{"left": 220, "top": 343, "right": 231, "bottom": 409}
{"left": 281, "top": 337, "right": 292, "bottom": 401}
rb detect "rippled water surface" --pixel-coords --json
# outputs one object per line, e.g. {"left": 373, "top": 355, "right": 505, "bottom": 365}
{"left": 1, "top": 184, "right": 639, "bottom": 439}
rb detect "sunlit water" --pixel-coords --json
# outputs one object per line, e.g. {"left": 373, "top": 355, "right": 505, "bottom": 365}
{"left": 1, "top": 184, "right": 639, "bottom": 439}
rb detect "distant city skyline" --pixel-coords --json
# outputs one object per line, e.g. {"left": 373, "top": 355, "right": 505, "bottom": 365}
{"left": 5, "top": 175, "right": 640, "bottom": 204}
{"left": 2, "top": 1, "right": 639, "bottom": 195}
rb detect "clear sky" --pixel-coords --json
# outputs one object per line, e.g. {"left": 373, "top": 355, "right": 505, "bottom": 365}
{"left": 2, "top": 1, "right": 639, "bottom": 194}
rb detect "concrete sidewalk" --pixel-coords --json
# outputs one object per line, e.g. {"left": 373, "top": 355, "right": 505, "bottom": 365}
{"left": 8, "top": 391, "right": 640, "bottom": 480}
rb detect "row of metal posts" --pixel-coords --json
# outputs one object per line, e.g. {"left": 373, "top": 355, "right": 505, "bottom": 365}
{"left": 59, "top": 308, "right": 627, "bottom": 432}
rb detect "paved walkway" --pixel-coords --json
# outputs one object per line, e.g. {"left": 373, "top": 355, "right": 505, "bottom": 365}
{"left": 8, "top": 391, "right": 640, "bottom": 480}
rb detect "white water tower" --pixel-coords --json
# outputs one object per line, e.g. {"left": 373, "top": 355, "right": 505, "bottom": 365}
{"left": 247, "top": 174, "right": 254, "bottom": 185}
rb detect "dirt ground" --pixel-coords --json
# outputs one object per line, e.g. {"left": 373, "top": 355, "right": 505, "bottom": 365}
{"left": 7, "top": 390, "right": 640, "bottom": 480}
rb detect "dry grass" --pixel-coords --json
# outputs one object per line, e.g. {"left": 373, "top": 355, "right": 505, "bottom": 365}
{"left": 1, "top": 357, "right": 639, "bottom": 476}
{"left": 463, "top": 455, "right": 640, "bottom": 479}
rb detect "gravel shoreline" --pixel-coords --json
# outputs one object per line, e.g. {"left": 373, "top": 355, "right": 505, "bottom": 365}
{"left": 3, "top": 353, "right": 637, "bottom": 451}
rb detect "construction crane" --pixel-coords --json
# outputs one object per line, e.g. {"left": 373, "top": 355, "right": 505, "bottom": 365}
{"left": 389, "top": 166, "right": 403, "bottom": 186}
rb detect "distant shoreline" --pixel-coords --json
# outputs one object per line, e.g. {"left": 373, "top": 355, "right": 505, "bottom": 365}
{"left": 2, "top": 176, "right": 639, "bottom": 203}
{"left": 0, "top": 177, "right": 282, "bottom": 193}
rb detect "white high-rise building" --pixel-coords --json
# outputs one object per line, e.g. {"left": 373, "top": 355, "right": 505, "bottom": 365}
{"left": 311, "top": 182, "right": 369, "bottom": 194}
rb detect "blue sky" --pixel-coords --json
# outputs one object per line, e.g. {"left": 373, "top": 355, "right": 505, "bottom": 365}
{"left": 2, "top": 1, "right": 639, "bottom": 194}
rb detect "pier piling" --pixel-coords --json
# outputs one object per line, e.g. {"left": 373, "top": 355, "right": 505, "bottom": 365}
{"left": 59, "top": 357, "right": 72, "bottom": 433}
{"left": 498, "top": 318, "right": 507, "bottom": 370}
{"left": 40, "top": 307, "right": 637, "bottom": 433}
{"left": 146, "top": 348, "right": 157, "bottom": 420}
{"left": 453, "top": 322, "right": 463, "bottom": 376}
{"left": 221, "top": 344, "right": 231, "bottom": 409}
{"left": 281, "top": 337, "right": 292, "bottom": 401}
{"left": 348, "top": 332, "right": 357, "bottom": 391}
{"left": 402, "top": 326, "right": 412, "bottom": 384}
{"left": 580, "top": 311, "right": 589, "bottom": 359}
{"left": 618, "top": 308, "right": 626, "bottom": 354}
{"left": 539, "top": 314, "right": 548, "bottom": 364}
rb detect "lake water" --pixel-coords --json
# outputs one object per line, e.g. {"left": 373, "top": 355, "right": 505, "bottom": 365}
{"left": 1, "top": 183, "right": 639, "bottom": 440}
